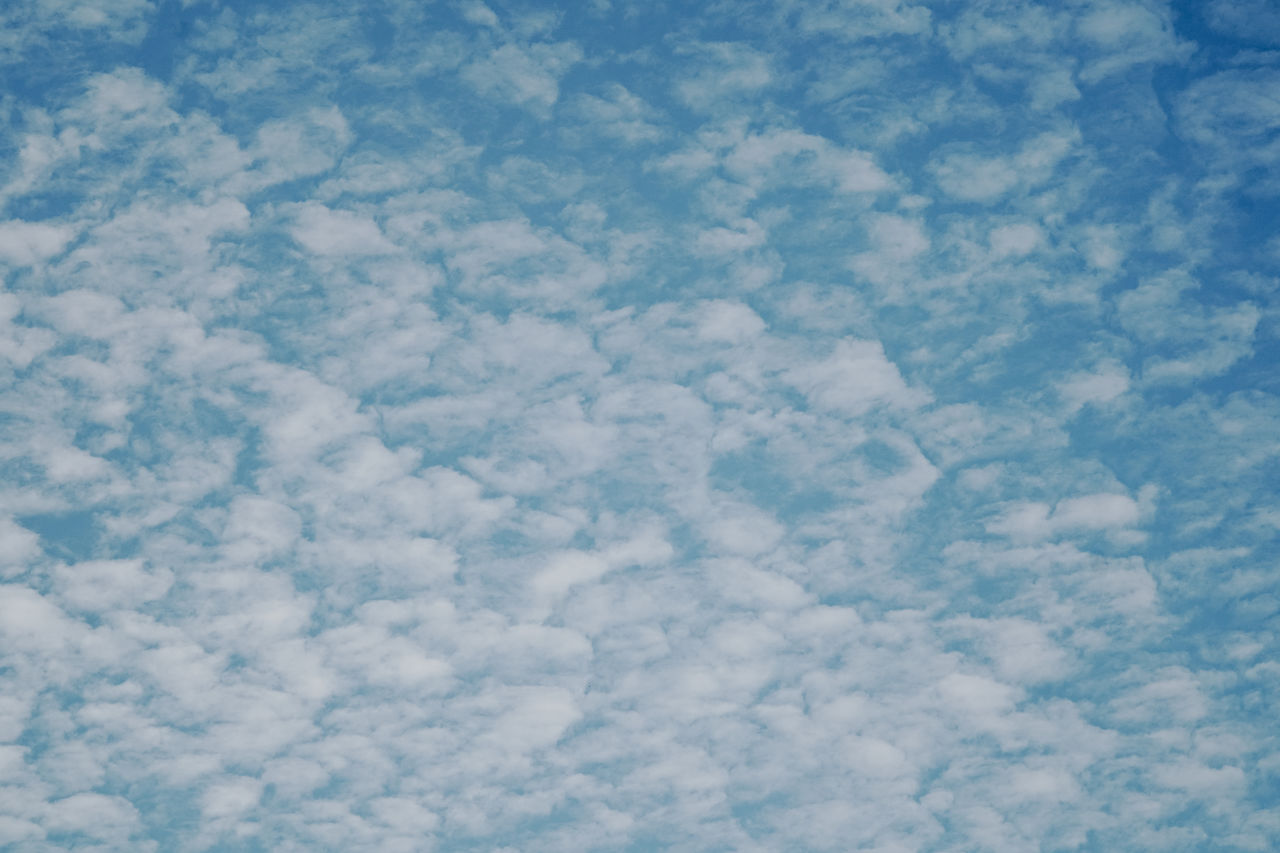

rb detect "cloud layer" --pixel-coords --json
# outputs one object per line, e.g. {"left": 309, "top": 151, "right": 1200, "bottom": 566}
{"left": 0, "top": 0, "right": 1277, "bottom": 850}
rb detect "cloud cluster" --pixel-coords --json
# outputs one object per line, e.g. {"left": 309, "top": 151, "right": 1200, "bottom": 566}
{"left": 0, "top": 0, "right": 1277, "bottom": 850}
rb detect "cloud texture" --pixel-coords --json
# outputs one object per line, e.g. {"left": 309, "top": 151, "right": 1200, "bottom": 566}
{"left": 0, "top": 0, "right": 1277, "bottom": 850}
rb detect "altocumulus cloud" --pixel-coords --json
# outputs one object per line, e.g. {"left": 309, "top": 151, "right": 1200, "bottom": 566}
{"left": 0, "top": 0, "right": 1278, "bottom": 850}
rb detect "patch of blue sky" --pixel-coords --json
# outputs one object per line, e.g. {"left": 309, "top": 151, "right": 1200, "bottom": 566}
{"left": 1, "top": 0, "right": 1279, "bottom": 850}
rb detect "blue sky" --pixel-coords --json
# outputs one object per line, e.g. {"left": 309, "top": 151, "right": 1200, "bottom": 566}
{"left": 0, "top": 0, "right": 1278, "bottom": 850}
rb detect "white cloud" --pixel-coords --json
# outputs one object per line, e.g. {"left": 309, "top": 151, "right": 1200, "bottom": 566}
{"left": 249, "top": 106, "right": 352, "bottom": 186}
{"left": 788, "top": 0, "right": 932, "bottom": 40}
{"left": 786, "top": 338, "right": 926, "bottom": 414}
{"left": 569, "top": 84, "right": 665, "bottom": 143}
{"left": 937, "top": 672, "right": 1021, "bottom": 717}
{"left": 673, "top": 41, "right": 775, "bottom": 111}
{"left": 1052, "top": 492, "right": 1142, "bottom": 529}
{"left": 714, "top": 126, "right": 892, "bottom": 194}
{"left": 987, "top": 491, "right": 1146, "bottom": 541}
{"left": 988, "top": 222, "right": 1042, "bottom": 258}
{"left": 1175, "top": 67, "right": 1280, "bottom": 191}
{"left": 0, "top": 518, "right": 41, "bottom": 573}
{"left": 53, "top": 559, "right": 172, "bottom": 612}
{"left": 1059, "top": 363, "right": 1130, "bottom": 412}
{"left": 222, "top": 496, "right": 301, "bottom": 563}
{"left": 0, "top": 220, "right": 75, "bottom": 266}
{"left": 461, "top": 41, "right": 582, "bottom": 112}
{"left": 868, "top": 213, "right": 929, "bottom": 259}
{"left": 289, "top": 202, "right": 397, "bottom": 256}
{"left": 930, "top": 128, "right": 1079, "bottom": 202}
{"left": 694, "top": 299, "right": 766, "bottom": 343}
{"left": 1117, "top": 274, "right": 1260, "bottom": 383}
{"left": 482, "top": 686, "right": 582, "bottom": 752}
{"left": 1076, "top": 1, "right": 1191, "bottom": 82}
{"left": 201, "top": 776, "right": 263, "bottom": 819}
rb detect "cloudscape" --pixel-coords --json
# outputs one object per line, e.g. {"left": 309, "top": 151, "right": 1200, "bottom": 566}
{"left": 1, "top": 0, "right": 1277, "bottom": 849}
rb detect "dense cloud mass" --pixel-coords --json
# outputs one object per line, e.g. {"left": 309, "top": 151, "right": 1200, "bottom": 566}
{"left": 0, "top": 0, "right": 1278, "bottom": 850}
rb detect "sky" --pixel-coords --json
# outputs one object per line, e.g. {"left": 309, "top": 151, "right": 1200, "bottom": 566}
{"left": 0, "top": 0, "right": 1278, "bottom": 850}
